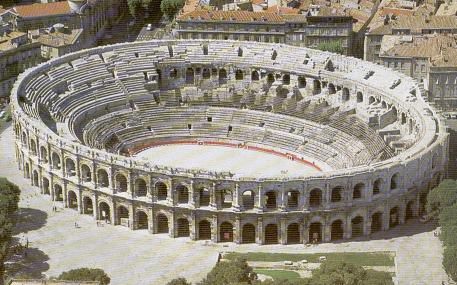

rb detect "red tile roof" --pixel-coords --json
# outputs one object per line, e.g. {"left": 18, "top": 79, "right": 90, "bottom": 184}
{"left": 178, "top": 10, "right": 284, "bottom": 22}
{"left": 13, "top": 2, "right": 71, "bottom": 18}
{"left": 266, "top": 5, "right": 301, "bottom": 14}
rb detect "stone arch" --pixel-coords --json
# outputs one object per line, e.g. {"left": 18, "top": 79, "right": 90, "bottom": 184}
{"left": 219, "top": 68, "right": 227, "bottom": 84}
{"left": 373, "top": 178, "right": 382, "bottom": 195}
{"left": 202, "top": 68, "right": 211, "bottom": 79}
{"left": 25, "top": 163, "right": 30, "bottom": 179}
{"left": 98, "top": 201, "right": 111, "bottom": 222}
{"left": 390, "top": 173, "right": 399, "bottom": 190}
{"left": 242, "top": 190, "right": 255, "bottom": 210}
{"left": 40, "top": 146, "right": 48, "bottom": 163}
{"left": 331, "top": 186, "right": 344, "bottom": 202}
{"left": 351, "top": 216, "right": 364, "bottom": 237}
{"left": 391, "top": 106, "right": 398, "bottom": 117}
{"left": 309, "top": 222, "right": 322, "bottom": 243}
{"left": 356, "top": 91, "right": 363, "bottom": 103}
{"left": 267, "top": 73, "right": 275, "bottom": 85}
{"left": 156, "top": 181, "right": 168, "bottom": 200}
{"left": 328, "top": 83, "right": 336, "bottom": 94}
{"left": 81, "top": 164, "right": 91, "bottom": 182}
{"left": 199, "top": 187, "right": 210, "bottom": 207}
{"left": 251, "top": 70, "right": 260, "bottom": 81}
{"left": 136, "top": 211, "right": 148, "bottom": 230}
{"left": 298, "top": 76, "right": 306, "bottom": 88}
{"left": 401, "top": 113, "right": 407, "bottom": 124}
{"left": 235, "top": 69, "right": 244, "bottom": 80}
{"left": 67, "top": 190, "right": 78, "bottom": 209}
{"left": 265, "top": 191, "right": 277, "bottom": 209}
{"left": 65, "top": 158, "right": 76, "bottom": 177}
{"left": 51, "top": 152, "right": 61, "bottom": 170}
{"left": 265, "top": 224, "right": 278, "bottom": 244}
{"left": 32, "top": 170, "right": 39, "bottom": 186}
{"left": 169, "top": 68, "right": 177, "bottom": 78}
{"left": 389, "top": 206, "right": 399, "bottom": 228}
{"left": 83, "top": 196, "right": 93, "bottom": 215}
{"left": 220, "top": 221, "right": 233, "bottom": 242}
{"left": 313, "top": 80, "right": 321, "bottom": 95}
{"left": 368, "top": 96, "right": 375, "bottom": 104}
{"left": 283, "top": 74, "right": 290, "bottom": 85}
{"left": 97, "top": 169, "right": 109, "bottom": 187}
{"left": 135, "top": 178, "right": 147, "bottom": 197}
{"left": 287, "top": 223, "right": 300, "bottom": 244}
{"left": 198, "top": 220, "right": 211, "bottom": 240}
{"left": 157, "top": 213, "right": 169, "bottom": 233}
{"left": 53, "top": 184, "right": 63, "bottom": 201}
{"left": 115, "top": 173, "right": 128, "bottom": 192}
{"left": 371, "top": 212, "right": 383, "bottom": 233}
{"left": 117, "top": 205, "right": 129, "bottom": 225}
{"left": 176, "top": 184, "right": 189, "bottom": 204}
{"left": 331, "top": 219, "right": 344, "bottom": 241}
{"left": 287, "top": 190, "right": 299, "bottom": 208}
{"left": 309, "top": 188, "right": 322, "bottom": 207}
{"left": 21, "top": 131, "right": 27, "bottom": 145}
{"left": 177, "top": 218, "right": 190, "bottom": 237}
{"left": 220, "top": 189, "right": 233, "bottom": 208}
{"left": 30, "top": 139, "right": 37, "bottom": 155}
{"left": 242, "top": 223, "right": 256, "bottom": 243}
{"left": 185, "top": 67, "right": 194, "bottom": 84}
{"left": 238, "top": 46, "right": 243, "bottom": 57}
{"left": 342, "top": 87, "right": 350, "bottom": 101}
{"left": 353, "top": 183, "right": 364, "bottom": 200}
{"left": 42, "top": 177, "right": 50, "bottom": 194}
{"left": 381, "top": 101, "right": 387, "bottom": 108}
{"left": 271, "top": 50, "right": 277, "bottom": 60}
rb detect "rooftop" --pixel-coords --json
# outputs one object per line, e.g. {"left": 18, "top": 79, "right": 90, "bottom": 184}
{"left": 0, "top": 31, "right": 27, "bottom": 51}
{"left": 177, "top": 10, "right": 285, "bottom": 22}
{"left": 30, "top": 27, "right": 83, "bottom": 48}
{"left": 369, "top": 15, "right": 457, "bottom": 35}
{"left": 13, "top": 2, "right": 71, "bottom": 18}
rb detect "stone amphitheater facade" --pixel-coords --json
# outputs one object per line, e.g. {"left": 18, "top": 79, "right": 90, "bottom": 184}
{"left": 11, "top": 40, "right": 448, "bottom": 245}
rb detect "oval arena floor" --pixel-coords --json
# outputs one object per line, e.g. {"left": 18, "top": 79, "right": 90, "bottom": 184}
{"left": 135, "top": 144, "right": 325, "bottom": 177}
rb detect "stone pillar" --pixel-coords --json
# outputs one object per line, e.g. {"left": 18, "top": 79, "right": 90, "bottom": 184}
{"left": 256, "top": 184, "right": 263, "bottom": 212}
{"left": 209, "top": 182, "right": 217, "bottom": 209}
{"left": 93, "top": 194, "right": 99, "bottom": 220}
{"left": 110, "top": 200, "right": 116, "bottom": 225}
{"left": 77, "top": 188, "right": 83, "bottom": 214}
{"left": 399, "top": 203, "right": 406, "bottom": 225}
{"left": 364, "top": 213, "right": 371, "bottom": 236}
{"left": 50, "top": 175, "right": 55, "bottom": 202}
{"left": 344, "top": 215, "right": 352, "bottom": 239}
{"left": 62, "top": 182, "right": 68, "bottom": 208}
{"left": 233, "top": 183, "right": 240, "bottom": 211}
{"left": 325, "top": 183, "right": 331, "bottom": 209}
{"left": 168, "top": 180, "right": 175, "bottom": 205}
{"left": 189, "top": 180, "right": 195, "bottom": 208}
{"left": 190, "top": 212, "right": 197, "bottom": 240}
{"left": 128, "top": 204, "right": 134, "bottom": 230}
{"left": 256, "top": 216, "right": 263, "bottom": 245}
{"left": 383, "top": 204, "right": 390, "bottom": 231}
{"left": 280, "top": 190, "right": 286, "bottom": 212}
{"left": 211, "top": 214, "right": 218, "bottom": 243}
{"left": 169, "top": 210, "right": 175, "bottom": 238}
{"left": 234, "top": 216, "right": 241, "bottom": 244}
{"left": 280, "top": 217, "right": 287, "bottom": 245}
{"left": 302, "top": 188, "right": 309, "bottom": 211}
{"left": 127, "top": 171, "right": 133, "bottom": 199}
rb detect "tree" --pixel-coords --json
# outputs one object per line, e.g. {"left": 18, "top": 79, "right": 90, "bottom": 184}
{"left": 167, "top": 278, "right": 192, "bottom": 285}
{"left": 160, "top": 0, "right": 185, "bottom": 20}
{"left": 316, "top": 41, "right": 344, "bottom": 54}
{"left": 426, "top": 179, "right": 457, "bottom": 218}
{"left": 0, "top": 178, "right": 21, "bottom": 285}
{"left": 127, "top": 0, "right": 145, "bottom": 19}
{"left": 57, "top": 268, "right": 110, "bottom": 285}
{"left": 443, "top": 246, "right": 457, "bottom": 282}
{"left": 198, "top": 258, "right": 257, "bottom": 285}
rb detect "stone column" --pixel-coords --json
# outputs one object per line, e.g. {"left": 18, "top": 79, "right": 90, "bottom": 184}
{"left": 399, "top": 203, "right": 406, "bottom": 225}
{"left": 77, "top": 188, "right": 83, "bottom": 214}
{"left": 189, "top": 180, "right": 195, "bottom": 208}
{"left": 383, "top": 204, "right": 390, "bottom": 231}
{"left": 128, "top": 204, "right": 135, "bottom": 230}
{"left": 211, "top": 214, "right": 218, "bottom": 243}
{"left": 209, "top": 182, "right": 217, "bottom": 209}
{"left": 93, "top": 194, "right": 99, "bottom": 220}
{"left": 256, "top": 216, "right": 263, "bottom": 245}
{"left": 280, "top": 217, "right": 287, "bottom": 245}
{"left": 256, "top": 184, "right": 263, "bottom": 212}
{"left": 190, "top": 212, "right": 197, "bottom": 240}
{"left": 169, "top": 209, "right": 175, "bottom": 238}
{"left": 168, "top": 180, "right": 175, "bottom": 205}
{"left": 325, "top": 183, "right": 331, "bottom": 210}
{"left": 62, "top": 182, "right": 68, "bottom": 208}
{"left": 233, "top": 183, "right": 240, "bottom": 211}
{"left": 344, "top": 214, "right": 352, "bottom": 239}
{"left": 280, "top": 190, "right": 286, "bottom": 212}
{"left": 234, "top": 216, "right": 241, "bottom": 244}
{"left": 110, "top": 200, "right": 116, "bottom": 225}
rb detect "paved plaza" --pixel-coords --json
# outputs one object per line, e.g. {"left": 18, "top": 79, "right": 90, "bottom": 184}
{"left": 0, "top": 124, "right": 451, "bottom": 285}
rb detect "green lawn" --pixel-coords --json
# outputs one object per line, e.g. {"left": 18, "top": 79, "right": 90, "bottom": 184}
{"left": 254, "top": 269, "right": 301, "bottom": 281}
{"left": 225, "top": 252, "right": 395, "bottom": 267}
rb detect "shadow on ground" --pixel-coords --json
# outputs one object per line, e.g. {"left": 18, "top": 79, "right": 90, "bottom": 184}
{"left": 13, "top": 208, "right": 48, "bottom": 235}
{"left": 5, "top": 246, "right": 50, "bottom": 280}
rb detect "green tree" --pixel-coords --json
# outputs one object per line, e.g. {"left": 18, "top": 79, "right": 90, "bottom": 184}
{"left": 443, "top": 246, "right": 457, "bottom": 282}
{"left": 57, "top": 268, "right": 110, "bottom": 285}
{"left": 198, "top": 258, "right": 257, "bottom": 285}
{"left": 128, "top": 0, "right": 145, "bottom": 18}
{"left": 316, "top": 41, "right": 344, "bottom": 54}
{"left": 160, "top": 0, "right": 185, "bottom": 20}
{"left": 0, "top": 178, "right": 21, "bottom": 285}
{"left": 426, "top": 179, "right": 457, "bottom": 218}
{"left": 167, "top": 278, "right": 192, "bottom": 285}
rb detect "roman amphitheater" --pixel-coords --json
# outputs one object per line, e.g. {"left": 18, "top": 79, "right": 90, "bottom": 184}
{"left": 11, "top": 40, "right": 448, "bottom": 245}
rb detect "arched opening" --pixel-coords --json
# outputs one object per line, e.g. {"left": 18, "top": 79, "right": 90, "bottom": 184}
{"left": 177, "top": 218, "right": 190, "bottom": 237}
{"left": 351, "top": 216, "right": 364, "bottom": 238}
{"left": 356, "top": 92, "right": 363, "bottom": 103}
{"left": 81, "top": 164, "right": 91, "bottom": 182}
{"left": 203, "top": 44, "right": 208, "bottom": 55}
{"left": 390, "top": 173, "right": 399, "bottom": 190}
{"left": 381, "top": 101, "right": 387, "bottom": 109}
{"left": 432, "top": 153, "right": 438, "bottom": 170}
{"left": 406, "top": 201, "right": 415, "bottom": 221}
{"left": 238, "top": 47, "right": 243, "bottom": 57}
{"left": 52, "top": 152, "right": 61, "bottom": 170}
{"left": 198, "top": 220, "right": 211, "bottom": 240}
{"left": 157, "top": 214, "right": 169, "bottom": 233}
{"left": 242, "top": 223, "right": 256, "bottom": 243}
{"left": 219, "top": 68, "right": 227, "bottom": 84}
{"left": 177, "top": 184, "right": 189, "bottom": 204}
{"left": 30, "top": 139, "right": 37, "bottom": 156}
{"left": 116, "top": 173, "right": 128, "bottom": 192}
{"left": 373, "top": 179, "right": 382, "bottom": 195}
{"left": 309, "top": 188, "right": 322, "bottom": 207}
{"left": 391, "top": 106, "right": 398, "bottom": 118}
{"left": 221, "top": 189, "right": 233, "bottom": 208}
{"left": 271, "top": 50, "right": 277, "bottom": 60}
{"left": 185, "top": 67, "right": 194, "bottom": 84}
{"left": 83, "top": 196, "right": 93, "bottom": 215}
{"left": 265, "top": 224, "right": 278, "bottom": 244}
{"left": 54, "top": 184, "right": 63, "bottom": 201}
{"left": 267, "top": 73, "right": 275, "bottom": 85}
{"left": 156, "top": 182, "right": 168, "bottom": 200}
{"left": 298, "top": 76, "right": 306, "bottom": 88}
{"left": 97, "top": 169, "right": 109, "bottom": 187}
{"left": 389, "top": 207, "right": 399, "bottom": 228}
{"left": 117, "top": 206, "right": 129, "bottom": 225}
{"left": 199, "top": 188, "right": 210, "bottom": 207}
{"left": 265, "top": 191, "right": 277, "bottom": 209}
{"left": 65, "top": 158, "right": 76, "bottom": 177}
{"left": 287, "top": 223, "right": 300, "bottom": 244}
{"left": 401, "top": 113, "right": 407, "bottom": 124}
{"left": 169, "top": 68, "right": 177, "bottom": 78}
{"left": 342, "top": 88, "right": 350, "bottom": 101}
{"left": 67, "top": 190, "right": 78, "bottom": 209}
{"left": 242, "top": 190, "right": 255, "bottom": 210}
{"left": 331, "top": 186, "right": 343, "bottom": 203}
{"left": 371, "top": 212, "right": 383, "bottom": 233}
{"left": 251, "top": 70, "right": 259, "bottom": 81}
{"left": 135, "top": 178, "right": 147, "bottom": 197}
{"left": 287, "top": 190, "right": 299, "bottom": 208}
{"left": 313, "top": 80, "right": 321, "bottom": 95}
{"left": 99, "top": 202, "right": 111, "bottom": 223}
{"left": 353, "top": 183, "right": 364, "bottom": 200}
{"left": 202, "top": 68, "right": 211, "bottom": 79}
{"left": 32, "top": 170, "right": 39, "bottom": 186}
{"left": 25, "top": 163, "right": 30, "bottom": 179}
{"left": 40, "top": 146, "right": 48, "bottom": 163}
{"left": 42, "top": 177, "right": 50, "bottom": 194}
{"left": 309, "top": 222, "right": 322, "bottom": 243}
{"left": 235, "top": 69, "right": 244, "bottom": 80}
{"left": 409, "top": 119, "right": 414, "bottom": 134}
{"left": 331, "top": 220, "right": 344, "bottom": 241}
{"left": 283, "top": 74, "right": 290, "bottom": 85}
{"left": 137, "top": 211, "right": 148, "bottom": 230}
{"left": 369, "top": 96, "right": 375, "bottom": 104}
{"left": 220, "top": 221, "right": 233, "bottom": 242}
{"left": 328, "top": 83, "right": 336, "bottom": 94}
